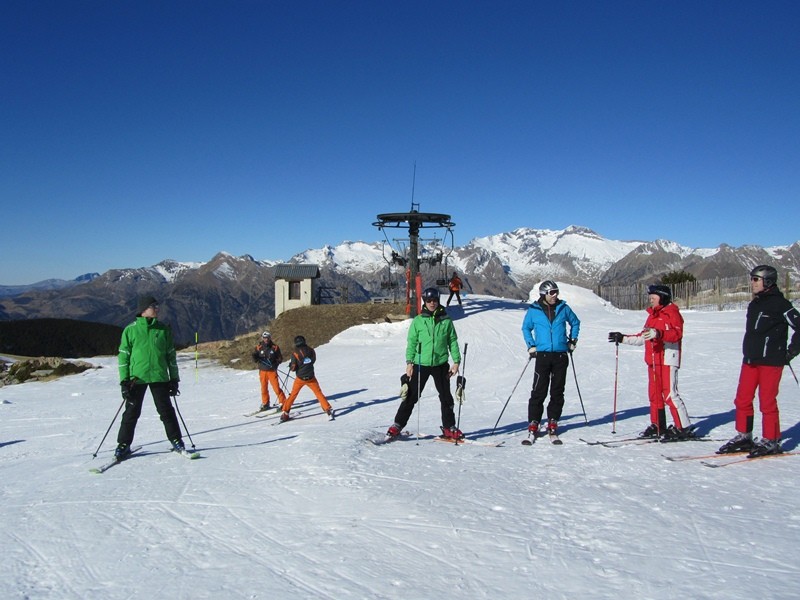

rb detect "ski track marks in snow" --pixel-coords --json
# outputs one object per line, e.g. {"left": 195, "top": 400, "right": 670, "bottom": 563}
{"left": 2, "top": 290, "right": 800, "bottom": 599}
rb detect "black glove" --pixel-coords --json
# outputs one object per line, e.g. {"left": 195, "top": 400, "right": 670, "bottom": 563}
{"left": 168, "top": 380, "right": 180, "bottom": 396}
{"left": 568, "top": 338, "right": 577, "bottom": 352}
{"left": 120, "top": 380, "right": 134, "bottom": 401}
{"left": 787, "top": 347, "right": 799, "bottom": 363}
{"left": 455, "top": 375, "right": 466, "bottom": 403}
{"left": 608, "top": 332, "right": 624, "bottom": 344}
{"left": 252, "top": 351, "right": 260, "bottom": 363}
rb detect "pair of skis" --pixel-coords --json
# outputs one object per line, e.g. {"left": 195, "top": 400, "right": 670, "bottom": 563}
{"left": 664, "top": 449, "right": 799, "bottom": 468}
{"left": 244, "top": 406, "right": 282, "bottom": 418}
{"left": 522, "top": 430, "right": 561, "bottom": 446}
{"left": 367, "top": 431, "right": 504, "bottom": 447}
{"left": 89, "top": 445, "right": 200, "bottom": 474}
{"left": 579, "top": 434, "right": 724, "bottom": 448}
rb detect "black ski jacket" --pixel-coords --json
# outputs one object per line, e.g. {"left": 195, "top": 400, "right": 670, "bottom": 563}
{"left": 742, "top": 286, "right": 800, "bottom": 366}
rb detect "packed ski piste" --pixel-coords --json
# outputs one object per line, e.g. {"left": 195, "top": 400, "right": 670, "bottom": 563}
{"left": 2, "top": 276, "right": 799, "bottom": 599}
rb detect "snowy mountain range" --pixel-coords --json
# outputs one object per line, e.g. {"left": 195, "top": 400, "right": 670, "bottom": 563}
{"left": 2, "top": 226, "right": 799, "bottom": 343}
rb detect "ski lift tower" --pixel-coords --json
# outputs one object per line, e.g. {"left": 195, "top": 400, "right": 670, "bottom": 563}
{"left": 373, "top": 206, "right": 455, "bottom": 317}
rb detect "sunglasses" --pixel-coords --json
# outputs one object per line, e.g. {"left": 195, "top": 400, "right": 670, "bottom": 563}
{"left": 750, "top": 276, "right": 762, "bottom": 282}
{"left": 546, "top": 290, "right": 559, "bottom": 296}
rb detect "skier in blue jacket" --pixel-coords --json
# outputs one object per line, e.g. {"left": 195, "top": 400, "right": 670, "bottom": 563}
{"left": 521, "top": 280, "right": 581, "bottom": 438}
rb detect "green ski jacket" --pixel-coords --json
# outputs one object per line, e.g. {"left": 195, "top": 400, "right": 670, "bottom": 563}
{"left": 118, "top": 317, "right": 179, "bottom": 383}
{"left": 405, "top": 306, "right": 461, "bottom": 367}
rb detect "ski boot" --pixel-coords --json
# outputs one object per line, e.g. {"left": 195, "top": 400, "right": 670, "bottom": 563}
{"left": 114, "top": 443, "right": 132, "bottom": 461}
{"left": 747, "top": 438, "right": 782, "bottom": 458}
{"left": 716, "top": 432, "right": 754, "bottom": 454}
{"left": 659, "top": 425, "right": 695, "bottom": 442}
{"left": 386, "top": 424, "right": 402, "bottom": 438}
{"left": 441, "top": 426, "right": 464, "bottom": 440}
{"left": 639, "top": 423, "right": 659, "bottom": 438}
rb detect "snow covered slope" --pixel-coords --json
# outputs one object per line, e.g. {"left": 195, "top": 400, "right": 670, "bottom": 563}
{"left": 2, "top": 285, "right": 798, "bottom": 599}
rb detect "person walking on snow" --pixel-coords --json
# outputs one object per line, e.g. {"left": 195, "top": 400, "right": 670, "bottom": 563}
{"left": 446, "top": 272, "right": 463, "bottom": 307}
{"left": 717, "top": 265, "right": 800, "bottom": 457}
{"left": 608, "top": 284, "right": 693, "bottom": 440}
{"left": 280, "top": 336, "right": 333, "bottom": 422}
{"left": 252, "top": 331, "right": 286, "bottom": 412}
{"left": 387, "top": 287, "right": 463, "bottom": 440}
{"left": 521, "top": 281, "right": 580, "bottom": 438}
{"left": 115, "top": 295, "right": 184, "bottom": 459}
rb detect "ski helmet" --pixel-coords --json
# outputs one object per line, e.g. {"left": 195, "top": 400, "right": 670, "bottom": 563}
{"left": 647, "top": 284, "right": 672, "bottom": 305}
{"left": 538, "top": 280, "right": 559, "bottom": 296}
{"left": 421, "top": 287, "right": 440, "bottom": 302}
{"left": 262, "top": 331, "right": 271, "bottom": 339}
{"left": 750, "top": 265, "right": 778, "bottom": 288}
{"left": 294, "top": 335, "right": 306, "bottom": 346}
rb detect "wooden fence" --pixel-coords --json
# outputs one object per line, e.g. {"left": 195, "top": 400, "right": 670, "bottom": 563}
{"left": 597, "top": 274, "right": 799, "bottom": 311}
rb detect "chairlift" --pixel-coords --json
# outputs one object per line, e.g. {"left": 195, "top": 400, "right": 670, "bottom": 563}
{"left": 373, "top": 204, "right": 456, "bottom": 317}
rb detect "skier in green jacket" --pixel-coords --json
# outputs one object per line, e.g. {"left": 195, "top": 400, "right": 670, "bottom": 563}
{"left": 386, "top": 287, "right": 463, "bottom": 440}
{"left": 114, "top": 295, "right": 184, "bottom": 459}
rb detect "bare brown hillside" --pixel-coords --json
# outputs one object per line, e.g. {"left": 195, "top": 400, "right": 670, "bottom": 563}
{"left": 202, "top": 303, "right": 406, "bottom": 370}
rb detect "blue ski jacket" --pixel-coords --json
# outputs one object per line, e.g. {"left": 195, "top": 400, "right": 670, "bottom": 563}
{"left": 521, "top": 298, "right": 581, "bottom": 352}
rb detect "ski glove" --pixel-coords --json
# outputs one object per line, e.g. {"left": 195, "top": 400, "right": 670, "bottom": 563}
{"left": 568, "top": 338, "right": 577, "bottom": 352}
{"left": 455, "top": 375, "right": 466, "bottom": 403}
{"left": 608, "top": 332, "right": 624, "bottom": 344}
{"left": 399, "top": 374, "right": 410, "bottom": 400}
{"left": 528, "top": 346, "right": 537, "bottom": 358}
{"left": 787, "top": 346, "right": 799, "bottom": 363}
{"left": 120, "top": 380, "right": 134, "bottom": 401}
{"left": 168, "top": 380, "right": 180, "bottom": 396}
{"left": 642, "top": 328, "right": 660, "bottom": 341}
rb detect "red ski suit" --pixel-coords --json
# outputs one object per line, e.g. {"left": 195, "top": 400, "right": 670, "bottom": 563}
{"left": 622, "top": 302, "right": 690, "bottom": 429}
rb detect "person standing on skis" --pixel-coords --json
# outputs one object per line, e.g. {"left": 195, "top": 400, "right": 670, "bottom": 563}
{"left": 521, "top": 280, "right": 580, "bottom": 439}
{"left": 446, "top": 272, "right": 463, "bottom": 307}
{"left": 386, "top": 287, "right": 462, "bottom": 440}
{"left": 252, "top": 331, "right": 286, "bottom": 412}
{"left": 608, "top": 284, "right": 692, "bottom": 440}
{"left": 717, "top": 265, "right": 800, "bottom": 457}
{"left": 115, "top": 295, "right": 184, "bottom": 459}
{"left": 280, "top": 335, "right": 333, "bottom": 422}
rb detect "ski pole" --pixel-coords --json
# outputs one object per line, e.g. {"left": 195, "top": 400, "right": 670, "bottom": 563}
{"left": 278, "top": 367, "right": 295, "bottom": 382}
{"left": 789, "top": 363, "right": 799, "bottom": 387}
{"left": 569, "top": 350, "right": 588, "bottom": 424}
{"left": 172, "top": 393, "right": 196, "bottom": 449}
{"left": 415, "top": 342, "right": 422, "bottom": 444}
{"left": 612, "top": 342, "right": 619, "bottom": 434}
{"left": 491, "top": 358, "right": 531, "bottom": 435}
{"left": 92, "top": 397, "right": 126, "bottom": 457}
{"left": 454, "top": 342, "right": 468, "bottom": 446}
{"left": 523, "top": 370, "right": 540, "bottom": 444}
{"left": 279, "top": 369, "right": 292, "bottom": 396}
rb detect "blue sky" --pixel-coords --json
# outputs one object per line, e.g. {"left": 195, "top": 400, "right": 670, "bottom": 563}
{"left": 2, "top": 0, "right": 798, "bottom": 285}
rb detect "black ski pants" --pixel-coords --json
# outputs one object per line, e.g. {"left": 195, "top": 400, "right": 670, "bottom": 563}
{"left": 117, "top": 382, "right": 182, "bottom": 446}
{"left": 446, "top": 290, "right": 462, "bottom": 306}
{"left": 528, "top": 351, "right": 569, "bottom": 424}
{"left": 393, "top": 363, "right": 456, "bottom": 430}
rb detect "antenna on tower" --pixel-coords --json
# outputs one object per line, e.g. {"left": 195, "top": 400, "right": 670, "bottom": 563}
{"left": 410, "top": 162, "right": 418, "bottom": 212}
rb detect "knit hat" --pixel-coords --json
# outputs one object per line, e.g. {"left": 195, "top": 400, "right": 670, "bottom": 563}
{"left": 137, "top": 295, "right": 158, "bottom": 314}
